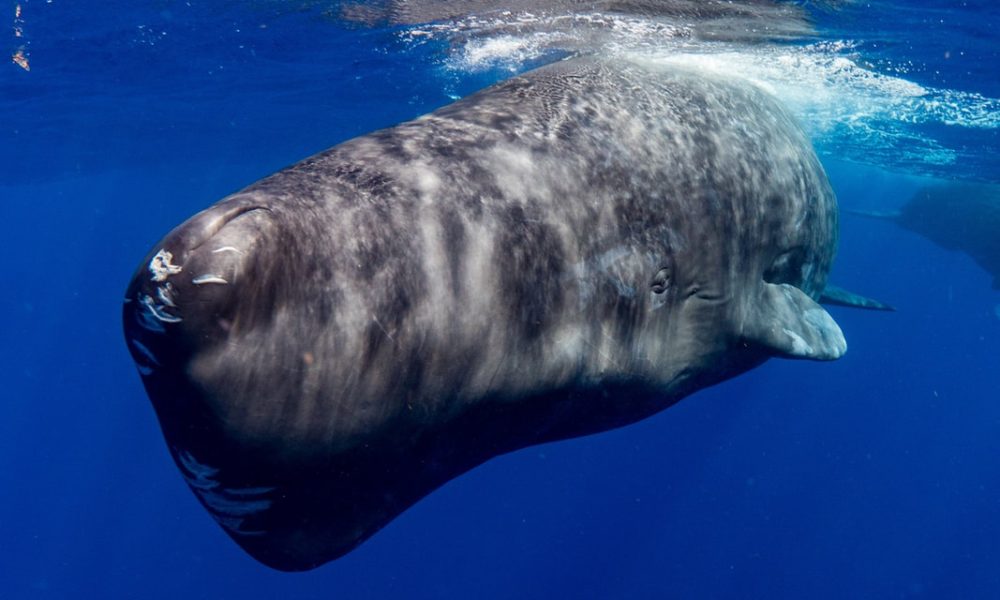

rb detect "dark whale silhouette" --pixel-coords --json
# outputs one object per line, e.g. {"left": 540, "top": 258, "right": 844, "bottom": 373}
{"left": 124, "top": 56, "right": 849, "bottom": 571}
{"left": 848, "top": 183, "right": 1000, "bottom": 290}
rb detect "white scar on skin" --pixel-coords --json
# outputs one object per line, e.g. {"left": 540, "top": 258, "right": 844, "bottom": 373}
{"left": 782, "top": 327, "right": 813, "bottom": 355}
{"left": 139, "top": 294, "right": 182, "bottom": 325}
{"left": 136, "top": 297, "right": 165, "bottom": 333}
{"left": 211, "top": 246, "right": 243, "bottom": 254}
{"left": 149, "top": 249, "right": 182, "bottom": 282}
{"left": 130, "top": 338, "right": 160, "bottom": 367}
{"left": 192, "top": 274, "right": 229, "bottom": 285}
{"left": 176, "top": 450, "right": 275, "bottom": 536}
{"left": 371, "top": 315, "right": 395, "bottom": 342}
{"left": 156, "top": 283, "right": 177, "bottom": 307}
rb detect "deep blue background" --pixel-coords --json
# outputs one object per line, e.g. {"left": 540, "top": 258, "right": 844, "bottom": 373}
{"left": 3, "top": 1, "right": 999, "bottom": 597}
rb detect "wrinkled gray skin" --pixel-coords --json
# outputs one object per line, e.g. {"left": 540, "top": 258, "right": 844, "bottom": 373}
{"left": 124, "top": 56, "right": 846, "bottom": 571}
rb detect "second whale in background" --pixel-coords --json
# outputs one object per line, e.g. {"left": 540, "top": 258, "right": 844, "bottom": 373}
{"left": 849, "top": 183, "right": 1000, "bottom": 291}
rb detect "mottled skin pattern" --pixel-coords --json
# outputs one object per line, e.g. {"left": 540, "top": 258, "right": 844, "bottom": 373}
{"left": 124, "top": 56, "right": 845, "bottom": 571}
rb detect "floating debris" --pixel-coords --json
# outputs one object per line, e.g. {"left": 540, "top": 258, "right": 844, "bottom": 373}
{"left": 12, "top": 48, "right": 29, "bottom": 71}
{"left": 12, "top": 4, "right": 29, "bottom": 71}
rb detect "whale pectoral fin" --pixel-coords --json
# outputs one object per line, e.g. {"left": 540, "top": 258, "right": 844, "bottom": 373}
{"left": 743, "top": 283, "right": 847, "bottom": 361}
{"left": 820, "top": 284, "right": 896, "bottom": 311}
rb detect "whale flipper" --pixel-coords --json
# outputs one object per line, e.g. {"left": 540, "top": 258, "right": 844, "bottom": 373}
{"left": 742, "top": 283, "right": 847, "bottom": 361}
{"left": 820, "top": 284, "right": 895, "bottom": 311}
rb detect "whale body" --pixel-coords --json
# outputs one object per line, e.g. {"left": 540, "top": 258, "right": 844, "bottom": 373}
{"left": 123, "top": 56, "right": 846, "bottom": 570}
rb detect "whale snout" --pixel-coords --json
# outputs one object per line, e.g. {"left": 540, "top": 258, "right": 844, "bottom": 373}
{"left": 123, "top": 198, "right": 274, "bottom": 375}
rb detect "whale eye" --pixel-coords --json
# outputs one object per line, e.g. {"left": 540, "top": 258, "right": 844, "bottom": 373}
{"left": 764, "top": 247, "right": 806, "bottom": 286}
{"left": 651, "top": 267, "right": 671, "bottom": 294}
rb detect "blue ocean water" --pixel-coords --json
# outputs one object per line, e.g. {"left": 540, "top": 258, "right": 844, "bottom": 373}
{"left": 3, "top": 1, "right": 999, "bottom": 597}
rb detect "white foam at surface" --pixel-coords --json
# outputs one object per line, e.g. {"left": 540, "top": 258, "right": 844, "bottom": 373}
{"left": 639, "top": 42, "right": 1000, "bottom": 131}
{"left": 634, "top": 41, "right": 1000, "bottom": 169}
{"left": 461, "top": 33, "right": 563, "bottom": 72}
{"left": 401, "top": 13, "right": 1000, "bottom": 178}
